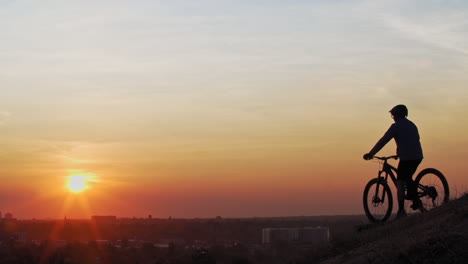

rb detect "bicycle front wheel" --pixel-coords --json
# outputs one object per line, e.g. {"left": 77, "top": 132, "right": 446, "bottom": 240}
{"left": 363, "top": 178, "right": 393, "bottom": 223}
{"left": 414, "top": 168, "right": 449, "bottom": 212}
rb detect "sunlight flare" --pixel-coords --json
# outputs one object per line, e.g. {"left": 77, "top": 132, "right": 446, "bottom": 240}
{"left": 67, "top": 175, "right": 88, "bottom": 193}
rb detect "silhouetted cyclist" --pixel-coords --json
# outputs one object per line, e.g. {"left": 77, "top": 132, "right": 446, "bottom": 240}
{"left": 363, "top": 105, "right": 423, "bottom": 219}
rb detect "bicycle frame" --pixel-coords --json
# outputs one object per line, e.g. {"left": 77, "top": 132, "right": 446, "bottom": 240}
{"left": 378, "top": 159, "right": 398, "bottom": 188}
{"left": 377, "top": 156, "right": 426, "bottom": 198}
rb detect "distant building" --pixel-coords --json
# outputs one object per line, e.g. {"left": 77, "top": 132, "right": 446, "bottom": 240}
{"left": 91, "top": 216, "right": 117, "bottom": 225}
{"left": 13, "top": 232, "right": 27, "bottom": 243}
{"left": 53, "top": 240, "right": 68, "bottom": 249}
{"left": 154, "top": 243, "right": 170, "bottom": 248}
{"left": 4, "top": 213, "right": 13, "bottom": 219}
{"left": 262, "top": 227, "right": 329, "bottom": 245}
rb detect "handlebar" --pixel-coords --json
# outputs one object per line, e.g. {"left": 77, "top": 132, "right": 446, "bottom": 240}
{"left": 372, "top": 155, "right": 399, "bottom": 161}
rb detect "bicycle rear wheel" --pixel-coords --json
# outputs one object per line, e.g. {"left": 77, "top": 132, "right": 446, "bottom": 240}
{"left": 363, "top": 178, "right": 393, "bottom": 223}
{"left": 414, "top": 168, "right": 449, "bottom": 212}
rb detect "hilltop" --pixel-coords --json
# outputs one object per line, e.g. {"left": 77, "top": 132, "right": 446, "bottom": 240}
{"left": 319, "top": 194, "right": 468, "bottom": 264}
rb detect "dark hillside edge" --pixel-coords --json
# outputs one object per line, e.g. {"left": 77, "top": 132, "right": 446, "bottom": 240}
{"left": 320, "top": 194, "right": 468, "bottom": 264}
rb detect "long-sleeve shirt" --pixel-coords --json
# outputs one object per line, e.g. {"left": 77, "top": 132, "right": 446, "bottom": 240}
{"left": 369, "top": 118, "right": 423, "bottom": 161}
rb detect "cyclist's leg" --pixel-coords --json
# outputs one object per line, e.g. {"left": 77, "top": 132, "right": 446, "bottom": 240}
{"left": 398, "top": 160, "right": 422, "bottom": 209}
{"left": 395, "top": 180, "right": 407, "bottom": 218}
{"left": 395, "top": 178, "right": 406, "bottom": 215}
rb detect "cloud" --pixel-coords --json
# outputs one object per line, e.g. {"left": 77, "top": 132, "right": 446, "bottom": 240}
{"left": 381, "top": 11, "right": 468, "bottom": 56}
{"left": 0, "top": 111, "right": 11, "bottom": 126}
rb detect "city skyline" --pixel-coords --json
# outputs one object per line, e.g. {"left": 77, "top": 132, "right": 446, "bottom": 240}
{"left": 1, "top": 0, "right": 468, "bottom": 218}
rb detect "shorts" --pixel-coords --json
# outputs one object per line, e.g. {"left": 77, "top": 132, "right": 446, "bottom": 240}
{"left": 397, "top": 159, "right": 422, "bottom": 183}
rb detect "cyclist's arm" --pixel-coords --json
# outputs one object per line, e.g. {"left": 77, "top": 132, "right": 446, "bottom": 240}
{"left": 368, "top": 124, "right": 396, "bottom": 157}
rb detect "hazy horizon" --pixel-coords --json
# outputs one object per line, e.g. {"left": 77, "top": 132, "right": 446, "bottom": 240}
{"left": 1, "top": 0, "right": 468, "bottom": 219}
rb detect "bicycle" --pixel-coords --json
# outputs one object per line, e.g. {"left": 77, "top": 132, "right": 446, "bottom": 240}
{"left": 363, "top": 155, "right": 450, "bottom": 223}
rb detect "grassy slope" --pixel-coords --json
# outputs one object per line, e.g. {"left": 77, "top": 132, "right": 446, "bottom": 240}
{"left": 320, "top": 194, "right": 468, "bottom": 264}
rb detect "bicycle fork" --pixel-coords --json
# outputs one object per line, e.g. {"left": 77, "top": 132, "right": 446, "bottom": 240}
{"left": 373, "top": 171, "right": 388, "bottom": 205}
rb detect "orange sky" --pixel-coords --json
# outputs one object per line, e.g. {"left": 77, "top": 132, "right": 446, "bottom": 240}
{"left": 1, "top": 0, "right": 467, "bottom": 218}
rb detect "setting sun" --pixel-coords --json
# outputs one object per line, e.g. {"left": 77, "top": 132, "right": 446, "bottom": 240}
{"left": 67, "top": 175, "right": 88, "bottom": 193}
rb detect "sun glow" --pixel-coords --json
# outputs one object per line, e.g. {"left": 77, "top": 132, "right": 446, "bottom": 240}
{"left": 67, "top": 175, "right": 88, "bottom": 192}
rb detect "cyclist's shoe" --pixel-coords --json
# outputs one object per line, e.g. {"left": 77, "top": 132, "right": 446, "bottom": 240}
{"left": 405, "top": 182, "right": 418, "bottom": 200}
{"left": 410, "top": 199, "right": 422, "bottom": 210}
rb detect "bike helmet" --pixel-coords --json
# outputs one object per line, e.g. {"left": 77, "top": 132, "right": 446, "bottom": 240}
{"left": 389, "top": 104, "right": 408, "bottom": 117}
